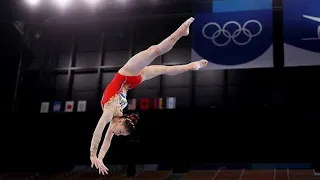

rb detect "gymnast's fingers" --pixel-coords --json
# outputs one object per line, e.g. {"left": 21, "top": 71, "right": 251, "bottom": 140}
{"left": 102, "top": 166, "right": 108, "bottom": 175}
{"left": 91, "top": 159, "right": 94, "bottom": 168}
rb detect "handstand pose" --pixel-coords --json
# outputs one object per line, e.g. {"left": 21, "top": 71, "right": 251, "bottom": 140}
{"left": 90, "top": 17, "right": 208, "bottom": 175}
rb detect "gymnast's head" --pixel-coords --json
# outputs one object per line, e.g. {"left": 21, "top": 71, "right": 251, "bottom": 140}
{"left": 112, "top": 113, "right": 139, "bottom": 136}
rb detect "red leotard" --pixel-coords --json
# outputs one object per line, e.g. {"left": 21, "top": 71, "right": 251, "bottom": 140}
{"left": 101, "top": 72, "right": 142, "bottom": 109}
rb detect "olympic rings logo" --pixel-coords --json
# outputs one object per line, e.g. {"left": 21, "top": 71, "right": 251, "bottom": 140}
{"left": 202, "top": 20, "right": 263, "bottom": 47}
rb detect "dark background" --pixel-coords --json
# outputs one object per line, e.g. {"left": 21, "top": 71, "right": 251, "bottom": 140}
{"left": 1, "top": 0, "right": 319, "bottom": 172}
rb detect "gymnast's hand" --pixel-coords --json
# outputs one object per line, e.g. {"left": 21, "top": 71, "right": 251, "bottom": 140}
{"left": 90, "top": 155, "right": 109, "bottom": 175}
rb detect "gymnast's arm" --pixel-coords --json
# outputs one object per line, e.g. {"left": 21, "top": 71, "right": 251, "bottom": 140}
{"left": 90, "top": 108, "right": 113, "bottom": 157}
{"left": 98, "top": 126, "right": 114, "bottom": 160}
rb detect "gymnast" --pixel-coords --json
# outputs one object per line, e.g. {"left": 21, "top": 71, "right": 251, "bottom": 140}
{"left": 90, "top": 17, "right": 208, "bottom": 175}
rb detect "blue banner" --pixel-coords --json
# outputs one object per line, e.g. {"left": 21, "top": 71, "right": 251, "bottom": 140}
{"left": 283, "top": 0, "right": 320, "bottom": 67}
{"left": 192, "top": 0, "right": 273, "bottom": 69}
{"left": 213, "top": 0, "right": 272, "bottom": 13}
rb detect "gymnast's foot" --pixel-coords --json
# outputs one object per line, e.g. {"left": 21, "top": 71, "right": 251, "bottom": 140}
{"left": 190, "top": 59, "right": 208, "bottom": 71}
{"left": 174, "top": 17, "right": 195, "bottom": 38}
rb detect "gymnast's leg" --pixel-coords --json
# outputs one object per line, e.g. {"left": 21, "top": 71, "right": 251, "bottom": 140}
{"left": 119, "top": 17, "right": 195, "bottom": 76}
{"left": 141, "top": 60, "right": 208, "bottom": 81}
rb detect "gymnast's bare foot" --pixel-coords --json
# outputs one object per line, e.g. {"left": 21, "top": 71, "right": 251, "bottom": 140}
{"left": 174, "top": 17, "right": 195, "bottom": 38}
{"left": 190, "top": 59, "right": 208, "bottom": 71}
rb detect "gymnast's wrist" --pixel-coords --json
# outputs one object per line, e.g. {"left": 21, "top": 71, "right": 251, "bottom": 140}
{"left": 90, "top": 150, "right": 97, "bottom": 157}
{"left": 98, "top": 154, "right": 104, "bottom": 160}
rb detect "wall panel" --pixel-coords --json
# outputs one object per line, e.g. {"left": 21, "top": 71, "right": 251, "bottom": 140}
{"left": 104, "top": 50, "right": 130, "bottom": 67}
{"left": 163, "top": 71, "right": 192, "bottom": 88}
{"left": 195, "top": 86, "right": 224, "bottom": 107}
{"left": 73, "top": 73, "right": 98, "bottom": 92}
{"left": 76, "top": 52, "right": 100, "bottom": 68}
{"left": 195, "top": 70, "right": 224, "bottom": 86}
{"left": 162, "top": 47, "right": 190, "bottom": 65}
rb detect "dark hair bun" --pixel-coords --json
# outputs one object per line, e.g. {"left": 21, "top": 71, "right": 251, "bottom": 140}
{"left": 128, "top": 113, "right": 139, "bottom": 125}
